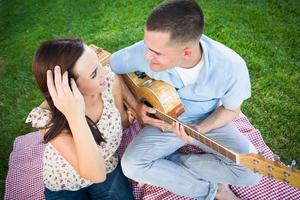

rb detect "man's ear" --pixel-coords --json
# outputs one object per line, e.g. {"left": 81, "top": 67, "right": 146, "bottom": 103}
{"left": 183, "top": 47, "right": 192, "bottom": 59}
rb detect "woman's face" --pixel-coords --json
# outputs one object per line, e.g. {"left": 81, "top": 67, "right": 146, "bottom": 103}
{"left": 73, "top": 45, "right": 109, "bottom": 96}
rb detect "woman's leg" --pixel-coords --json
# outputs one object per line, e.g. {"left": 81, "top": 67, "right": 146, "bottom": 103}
{"left": 44, "top": 187, "right": 89, "bottom": 200}
{"left": 87, "top": 163, "right": 134, "bottom": 200}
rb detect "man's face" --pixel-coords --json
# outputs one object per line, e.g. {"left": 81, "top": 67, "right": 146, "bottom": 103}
{"left": 144, "top": 30, "right": 184, "bottom": 72}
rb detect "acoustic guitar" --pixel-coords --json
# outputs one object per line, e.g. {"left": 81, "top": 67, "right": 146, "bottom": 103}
{"left": 89, "top": 44, "right": 300, "bottom": 189}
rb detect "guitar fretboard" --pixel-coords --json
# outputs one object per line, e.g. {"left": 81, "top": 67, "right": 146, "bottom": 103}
{"left": 154, "top": 109, "right": 238, "bottom": 162}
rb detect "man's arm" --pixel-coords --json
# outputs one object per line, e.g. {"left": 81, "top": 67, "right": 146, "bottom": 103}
{"left": 173, "top": 105, "right": 241, "bottom": 143}
{"left": 195, "top": 105, "right": 240, "bottom": 134}
{"left": 174, "top": 57, "right": 250, "bottom": 141}
{"left": 196, "top": 56, "right": 250, "bottom": 133}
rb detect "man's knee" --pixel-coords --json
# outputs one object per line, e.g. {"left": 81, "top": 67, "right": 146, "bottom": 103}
{"left": 235, "top": 170, "right": 262, "bottom": 186}
{"left": 230, "top": 131, "right": 257, "bottom": 154}
{"left": 121, "top": 154, "right": 138, "bottom": 179}
{"left": 121, "top": 148, "right": 149, "bottom": 180}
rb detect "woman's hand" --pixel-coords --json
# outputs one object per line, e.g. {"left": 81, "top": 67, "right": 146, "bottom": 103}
{"left": 172, "top": 121, "right": 195, "bottom": 143}
{"left": 47, "top": 66, "right": 85, "bottom": 119}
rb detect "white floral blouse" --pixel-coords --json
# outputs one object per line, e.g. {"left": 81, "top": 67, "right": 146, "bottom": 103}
{"left": 26, "top": 68, "right": 123, "bottom": 191}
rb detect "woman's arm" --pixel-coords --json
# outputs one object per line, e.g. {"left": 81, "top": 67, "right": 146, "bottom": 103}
{"left": 47, "top": 66, "right": 106, "bottom": 183}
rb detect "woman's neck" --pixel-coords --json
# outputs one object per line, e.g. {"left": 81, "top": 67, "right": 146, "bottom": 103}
{"left": 84, "top": 93, "right": 101, "bottom": 106}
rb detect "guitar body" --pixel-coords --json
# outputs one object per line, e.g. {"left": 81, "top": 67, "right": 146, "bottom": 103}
{"left": 122, "top": 72, "right": 185, "bottom": 119}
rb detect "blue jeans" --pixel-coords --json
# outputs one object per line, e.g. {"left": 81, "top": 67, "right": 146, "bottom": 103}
{"left": 44, "top": 163, "right": 134, "bottom": 200}
{"left": 121, "top": 122, "right": 261, "bottom": 200}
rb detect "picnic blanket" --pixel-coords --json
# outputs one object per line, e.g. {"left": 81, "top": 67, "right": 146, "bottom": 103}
{"left": 4, "top": 113, "right": 300, "bottom": 200}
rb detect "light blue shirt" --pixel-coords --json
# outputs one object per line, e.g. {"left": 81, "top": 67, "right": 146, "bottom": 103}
{"left": 110, "top": 35, "right": 251, "bottom": 124}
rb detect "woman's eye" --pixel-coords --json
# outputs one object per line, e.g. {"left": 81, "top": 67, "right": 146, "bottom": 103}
{"left": 92, "top": 68, "right": 98, "bottom": 79}
{"left": 91, "top": 70, "right": 97, "bottom": 79}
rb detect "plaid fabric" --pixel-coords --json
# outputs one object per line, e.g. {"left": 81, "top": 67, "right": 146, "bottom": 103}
{"left": 4, "top": 114, "right": 300, "bottom": 200}
{"left": 4, "top": 132, "right": 45, "bottom": 200}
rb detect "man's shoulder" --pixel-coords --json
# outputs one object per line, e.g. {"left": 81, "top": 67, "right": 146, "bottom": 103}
{"left": 201, "top": 35, "right": 245, "bottom": 67}
{"left": 111, "top": 40, "right": 146, "bottom": 56}
{"left": 200, "top": 35, "right": 247, "bottom": 74}
{"left": 110, "top": 40, "right": 148, "bottom": 73}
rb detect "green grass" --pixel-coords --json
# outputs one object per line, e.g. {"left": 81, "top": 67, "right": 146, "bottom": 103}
{"left": 0, "top": 0, "right": 299, "bottom": 198}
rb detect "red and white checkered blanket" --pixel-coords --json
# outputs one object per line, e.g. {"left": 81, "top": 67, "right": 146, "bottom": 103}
{"left": 5, "top": 114, "right": 300, "bottom": 200}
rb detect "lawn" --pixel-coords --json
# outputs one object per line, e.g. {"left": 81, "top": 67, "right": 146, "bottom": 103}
{"left": 0, "top": 0, "right": 299, "bottom": 198}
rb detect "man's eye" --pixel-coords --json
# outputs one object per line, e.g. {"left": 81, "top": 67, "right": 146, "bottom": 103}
{"left": 154, "top": 51, "right": 161, "bottom": 56}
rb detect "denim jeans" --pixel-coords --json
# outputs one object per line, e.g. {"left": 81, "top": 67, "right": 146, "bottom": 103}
{"left": 44, "top": 163, "right": 134, "bottom": 200}
{"left": 121, "top": 122, "right": 261, "bottom": 200}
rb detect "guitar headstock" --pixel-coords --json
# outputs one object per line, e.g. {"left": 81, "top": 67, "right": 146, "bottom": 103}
{"left": 89, "top": 44, "right": 111, "bottom": 66}
{"left": 239, "top": 153, "right": 300, "bottom": 189}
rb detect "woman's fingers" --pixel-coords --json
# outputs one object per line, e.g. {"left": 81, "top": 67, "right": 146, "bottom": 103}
{"left": 62, "top": 71, "right": 72, "bottom": 96}
{"left": 46, "top": 70, "right": 57, "bottom": 99}
{"left": 54, "top": 66, "right": 64, "bottom": 96}
{"left": 70, "top": 78, "right": 81, "bottom": 97}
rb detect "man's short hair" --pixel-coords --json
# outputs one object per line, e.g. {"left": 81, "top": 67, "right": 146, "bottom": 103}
{"left": 146, "top": 0, "right": 204, "bottom": 45}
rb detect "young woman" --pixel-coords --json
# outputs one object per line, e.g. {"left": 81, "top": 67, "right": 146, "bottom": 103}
{"left": 26, "top": 38, "right": 136, "bottom": 199}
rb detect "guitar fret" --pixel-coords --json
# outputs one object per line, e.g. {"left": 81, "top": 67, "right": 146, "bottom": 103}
{"left": 204, "top": 137, "right": 211, "bottom": 148}
{"left": 206, "top": 138, "right": 212, "bottom": 149}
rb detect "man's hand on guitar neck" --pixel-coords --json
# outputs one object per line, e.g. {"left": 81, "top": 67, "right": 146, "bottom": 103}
{"left": 172, "top": 121, "right": 195, "bottom": 143}
{"left": 136, "top": 103, "right": 166, "bottom": 129}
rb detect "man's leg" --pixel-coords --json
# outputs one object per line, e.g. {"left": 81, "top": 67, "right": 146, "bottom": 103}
{"left": 170, "top": 122, "right": 261, "bottom": 186}
{"left": 121, "top": 125, "right": 218, "bottom": 200}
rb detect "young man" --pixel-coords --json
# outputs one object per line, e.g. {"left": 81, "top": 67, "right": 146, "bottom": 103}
{"left": 110, "top": 0, "right": 261, "bottom": 199}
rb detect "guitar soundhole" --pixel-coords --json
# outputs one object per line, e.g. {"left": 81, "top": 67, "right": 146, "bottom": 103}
{"left": 143, "top": 100, "right": 158, "bottom": 119}
{"left": 143, "top": 100, "right": 153, "bottom": 108}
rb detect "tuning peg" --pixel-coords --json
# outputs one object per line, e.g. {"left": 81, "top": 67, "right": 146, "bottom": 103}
{"left": 274, "top": 154, "right": 280, "bottom": 162}
{"left": 258, "top": 150, "right": 265, "bottom": 156}
{"left": 288, "top": 160, "right": 296, "bottom": 168}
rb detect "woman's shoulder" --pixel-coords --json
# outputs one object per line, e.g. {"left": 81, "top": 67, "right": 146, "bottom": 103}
{"left": 26, "top": 106, "right": 51, "bottom": 129}
{"left": 103, "top": 64, "right": 116, "bottom": 93}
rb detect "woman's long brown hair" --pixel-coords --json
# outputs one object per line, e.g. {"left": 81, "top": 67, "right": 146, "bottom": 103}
{"left": 32, "top": 38, "right": 105, "bottom": 145}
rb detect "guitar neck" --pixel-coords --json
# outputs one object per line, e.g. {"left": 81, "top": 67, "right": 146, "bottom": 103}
{"left": 154, "top": 109, "right": 238, "bottom": 162}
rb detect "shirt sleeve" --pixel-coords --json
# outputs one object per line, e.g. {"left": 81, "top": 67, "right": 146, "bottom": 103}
{"left": 221, "top": 59, "right": 251, "bottom": 110}
{"left": 110, "top": 40, "right": 148, "bottom": 74}
{"left": 25, "top": 107, "right": 52, "bottom": 129}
